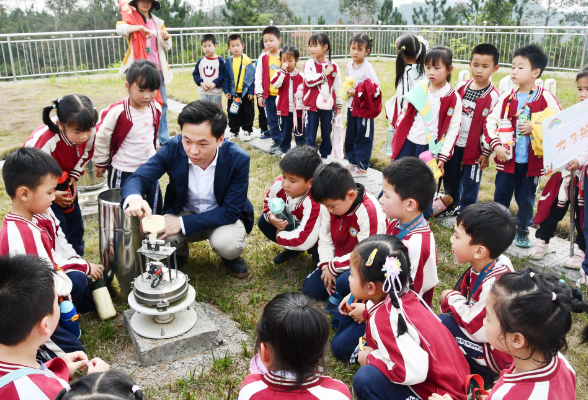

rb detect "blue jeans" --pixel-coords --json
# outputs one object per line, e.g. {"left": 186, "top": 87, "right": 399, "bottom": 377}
{"left": 331, "top": 310, "right": 366, "bottom": 362}
{"left": 395, "top": 139, "right": 434, "bottom": 220}
{"left": 51, "top": 196, "right": 84, "bottom": 257}
{"left": 302, "top": 268, "right": 350, "bottom": 300}
{"left": 278, "top": 112, "right": 305, "bottom": 153}
{"left": 158, "top": 70, "right": 170, "bottom": 144}
{"left": 264, "top": 96, "right": 281, "bottom": 145}
{"left": 305, "top": 109, "right": 333, "bottom": 158}
{"left": 345, "top": 110, "right": 375, "bottom": 170}
{"left": 353, "top": 365, "right": 417, "bottom": 400}
{"left": 67, "top": 270, "right": 96, "bottom": 314}
{"left": 494, "top": 163, "right": 539, "bottom": 228}
{"left": 443, "top": 146, "right": 484, "bottom": 210}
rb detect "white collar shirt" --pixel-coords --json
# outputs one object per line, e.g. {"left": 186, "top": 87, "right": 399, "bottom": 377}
{"left": 185, "top": 149, "right": 219, "bottom": 215}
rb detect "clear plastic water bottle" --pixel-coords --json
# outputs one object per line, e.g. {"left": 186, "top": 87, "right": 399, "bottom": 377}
{"left": 385, "top": 126, "right": 394, "bottom": 156}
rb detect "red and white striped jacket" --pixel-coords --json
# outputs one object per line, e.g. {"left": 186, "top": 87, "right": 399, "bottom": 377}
{"left": 484, "top": 86, "right": 561, "bottom": 177}
{"left": 262, "top": 176, "right": 322, "bottom": 251}
{"left": 24, "top": 119, "right": 96, "bottom": 181}
{"left": 441, "top": 255, "right": 514, "bottom": 373}
{"left": 455, "top": 79, "right": 499, "bottom": 165}
{"left": 270, "top": 69, "right": 304, "bottom": 118}
{"left": 239, "top": 371, "right": 351, "bottom": 400}
{"left": 487, "top": 354, "right": 576, "bottom": 400}
{"left": 0, "top": 211, "right": 90, "bottom": 277}
{"left": 364, "top": 291, "right": 469, "bottom": 400}
{"left": 302, "top": 59, "right": 343, "bottom": 112}
{"left": 386, "top": 219, "right": 437, "bottom": 306}
{"left": 0, "top": 358, "right": 70, "bottom": 400}
{"left": 317, "top": 184, "right": 387, "bottom": 276}
{"left": 93, "top": 98, "right": 161, "bottom": 169}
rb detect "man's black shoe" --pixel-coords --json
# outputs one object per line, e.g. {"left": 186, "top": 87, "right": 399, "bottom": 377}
{"left": 222, "top": 257, "right": 249, "bottom": 279}
{"left": 273, "top": 249, "right": 303, "bottom": 265}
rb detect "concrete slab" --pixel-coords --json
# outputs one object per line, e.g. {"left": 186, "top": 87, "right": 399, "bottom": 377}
{"left": 123, "top": 301, "right": 220, "bottom": 367}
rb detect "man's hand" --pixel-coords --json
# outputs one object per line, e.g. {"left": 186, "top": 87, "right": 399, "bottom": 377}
{"left": 226, "top": 93, "right": 232, "bottom": 99}
{"left": 477, "top": 155, "right": 490, "bottom": 170}
{"left": 125, "top": 198, "right": 152, "bottom": 218}
{"left": 62, "top": 351, "right": 89, "bottom": 379}
{"left": 86, "top": 358, "right": 110, "bottom": 374}
{"left": 95, "top": 166, "right": 107, "bottom": 178}
{"left": 494, "top": 145, "right": 510, "bottom": 163}
{"left": 358, "top": 346, "right": 374, "bottom": 367}
{"left": 348, "top": 303, "right": 366, "bottom": 324}
{"left": 439, "top": 289, "right": 452, "bottom": 303}
{"left": 157, "top": 214, "right": 182, "bottom": 240}
{"left": 320, "top": 269, "right": 337, "bottom": 295}
{"left": 517, "top": 121, "right": 532, "bottom": 136}
{"left": 437, "top": 160, "right": 445, "bottom": 176}
{"left": 567, "top": 158, "right": 580, "bottom": 172}
{"left": 347, "top": 88, "right": 356, "bottom": 97}
{"left": 258, "top": 97, "right": 265, "bottom": 107}
{"left": 268, "top": 214, "right": 288, "bottom": 233}
{"left": 54, "top": 190, "right": 73, "bottom": 208}
{"left": 88, "top": 263, "right": 104, "bottom": 280}
{"left": 161, "top": 29, "right": 170, "bottom": 41}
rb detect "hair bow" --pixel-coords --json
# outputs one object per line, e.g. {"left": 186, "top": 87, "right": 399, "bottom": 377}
{"left": 382, "top": 256, "right": 402, "bottom": 294}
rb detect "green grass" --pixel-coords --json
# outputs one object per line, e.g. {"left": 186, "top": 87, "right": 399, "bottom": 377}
{"left": 1, "top": 62, "right": 586, "bottom": 399}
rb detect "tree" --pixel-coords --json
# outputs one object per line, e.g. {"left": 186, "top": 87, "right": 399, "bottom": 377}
{"left": 479, "top": 0, "right": 515, "bottom": 26}
{"left": 221, "top": 0, "right": 296, "bottom": 25}
{"left": 157, "top": 0, "right": 194, "bottom": 28}
{"left": 529, "top": 0, "right": 574, "bottom": 26}
{"left": 317, "top": 15, "right": 326, "bottom": 25}
{"left": 412, "top": 0, "right": 448, "bottom": 25}
{"left": 339, "top": 0, "right": 380, "bottom": 24}
{"left": 378, "top": 0, "right": 406, "bottom": 25}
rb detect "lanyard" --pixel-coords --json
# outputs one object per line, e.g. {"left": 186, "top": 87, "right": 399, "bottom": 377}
{"left": 505, "top": 86, "right": 536, "bottom": 119}
{"left": 394, "top": 214, "right": 425, "bottom": 240}
{"left": 468, "top": 260, "right": 496, "bottom": 302}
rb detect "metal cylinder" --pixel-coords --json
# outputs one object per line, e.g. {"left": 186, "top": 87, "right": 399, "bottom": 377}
{"left": 98, "top": 189, "right": 142, "bottom": 300}
{"left": 78, "top": 160, "right": 106, "bottom": 190}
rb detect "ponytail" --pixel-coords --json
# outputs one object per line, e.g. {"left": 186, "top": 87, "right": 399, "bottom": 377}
{"left": 42, "top": 99, "right": 61, "bottom": 134}
{"left": 395, "top": 34, "right": 426, "bottom": 89}
{"left": 42, "top": 95, "right": 98, "bottom": 134}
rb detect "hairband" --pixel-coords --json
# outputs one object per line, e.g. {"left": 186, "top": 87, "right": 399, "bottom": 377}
{"left": 132, "top": 385, "right": 142, "bottom": 394}
{"left": 401, "top": 46, "right": 406, "bottom": 51}
{"left": 415, "top": 41, "right": 423, "bottom": 59}
{"left": 382, "top": 256, "right": 402, "bottom": 294}
{"left": 552, "top": 292, "right": 557, "bottom": 301}
{"left": 365, "top": 249, "right": 378, "bottom": 267}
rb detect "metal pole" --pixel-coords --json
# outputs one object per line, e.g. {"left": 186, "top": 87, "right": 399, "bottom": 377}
{"left": 70, "top": 33, "right": 78, "bottom": 77}
{"left": 482, "top": 21, "right": 487, "bottom": 43}
{"left": 570, "top": 173, "right": 576, "bottom": 258}
{"left": 7, "top": 36, "right": 16, "bottom": 81}
{"left": 180, "top": 29, "right": 185, "bottom": 68}
{"left": 580, "top": 27, "right": 588, "bottom": 68}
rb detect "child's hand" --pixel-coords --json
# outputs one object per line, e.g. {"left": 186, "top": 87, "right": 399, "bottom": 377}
{"left": 161, "top": 29, "right": 170, "bottom": 41}
{"left": 54, "top": 190, "right": 73, "bottom": 208}
{"left": 88, "top": 263, "right": 104, "bottom": 280}
{"left": 201, "top": 83, "right": 210, "bottom": 91}
{"left": 439, "top": 289, "right": 452, "bottom": 303}
{"left": 428, "top": 394, "right": 453, "bottom": 400}
{"left": 477, "top": 155, "right": 490, "bottom": 170}
{"left": 248, "top": 94, "right": 254, "bottom": 100}
{"left": 324, "top": 63, "right": 334, "bottom": 76}
{"left": 62, "top": 351, "right": 89, "bottom": 379}
{"left": 336, "top": 108, "right": 342, "bottom": 115}
{"left": 86, "top": 357, "right": 110, "bottom": 374}
{"left": 358, "top": 346, "right": 373, "bottom": 367}
{"left": 95, "top": 166, "right": 107, "bottom": 178}
{"left": 226, "top": 93, "right": 232, "bottom": 99}
{"left": 268, "top": 214, "right": 288, "bottom": 233}
{"left": 349, "top": 303, "right": 366, "bottom": 324}
{"left": 321, "top": 269, "right": 337, "bottom": 295}
{"left": 437, "top": 161, "right": 445, "bottom": 176}
{"left": 494, "top": 145, "right": 510, "bottom": 162}
{"left": 517, "top": 121, "right": 532, "bottom": 136}
{"left": 69, "top": 177, "right": 77, "bottom": 199}
{"left": 348, "top": 88, "right": 356, "bottom": 97}
{"left": 567, "top": 158, "right": 580, "bottom": 171}
{"left": 338, "top": 293, "right": 352, "bottom": 316}
{"left": 258, "top": 97, "right": 265, "bottom": 107}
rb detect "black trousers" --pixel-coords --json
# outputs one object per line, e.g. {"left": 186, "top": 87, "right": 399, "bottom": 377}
{"left": 536, "top": 193, "right": 585, "bottom": 251}
{"left": 228, "top": 95, "right": 254, "bottom": 134}
{"left": 257, "top": 101, "right": 268, "bottom": 131}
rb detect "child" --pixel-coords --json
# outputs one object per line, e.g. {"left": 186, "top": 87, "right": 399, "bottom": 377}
{"left": 55, "top": 370, "right": 142, "bottom": 400}
{"left": 344, "top": 33, "right": 381, "bottom": 177}
{"left": 532, "top": 67, "right": 588, "bottom": 269}
{"left": 223, "top": 33, "right": 255, "bottom": 142}
{"left": 431, "top": 269, "right": 585, "bottom": 400}
{"left": 485, "top": 44, "right": 561, "bottom": 248}
{"left": 385, "top": 34, "right": 429, "bottom": 130}
{"left": 439, "top": 202, "right": 516, "bottom": 384}
{"left": 92, "top": 59, "right": 163, "bottom": 214}
{"left": 350, "top": 235, "right": 469, "bottom": 400}
{"left": 255, "top": 26, "right": 283, "bottom": 154}
{"left": 24, "top": 94, "right": 98, "bottom": 257}
{"left": 391, "top": 46, "right": 462, "bottom": 219}
{"left": 238, "top": 292, "right": 351, "bottom": 399}
{"left": 256, "top": 38, "right": 270, "bottom": 139}
{"left": 302, "top": 162, "right": 386, "bottom": 302}
{"left": 0, "top": 148, "right": 103, "bottom": 357}
{"left": 0, "top": 254, "right": 109, "bottom": 399}
{"left": 270, "top": 45, "right": 305, "bottom": 157}
{"left": 446, "top": 44, "right": 501, "bottom": 215}
{"left": 192, "top": 34, "right": 226, "bottom": 109}
{"left": 303, "top": 33, "right": 343, "bottom": 159}
{"left": 259, "top": 146, "right": 322, "bottom": 265}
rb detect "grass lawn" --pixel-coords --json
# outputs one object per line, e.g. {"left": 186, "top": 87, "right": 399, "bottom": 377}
{"left": 0, "top": 60, "right": 586, "bottom": 399}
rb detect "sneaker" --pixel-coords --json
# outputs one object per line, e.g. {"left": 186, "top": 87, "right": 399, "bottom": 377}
{"left": 564, "top": 249, "right": 585, "bottom": 270}
{"left": 515, "top": 231, "right": 532, "bottom": 248}
{"left": 268, "top": 143, "right": 280, "bottom": 155}
{"left": 530, "top": 239, "right": 549, "bottom": 260}
{"left": 260, "top": 130, "right": 271, "bottom": 139}
{"left": 577, "top": 269, "right": 587, "bottom": 287}
{"left": 350, "top": 167, "right": 368, "bottom": 178}
{"left": 273, "top": 249, "right": 303, "bottom": 265}
{"left": 274, "top": 150, "right": 284, "bottom": 158}
{"left": 226, "top": 132, "right": 239, "bottom": 141}
{"left": 242, "top": 131, "right": 252, "bottom": 142}
{"left": 221, "top": 257, "right": 249, "bottom": 279}
{"left": 325, "top": 293, "right": 343, "bottom": 315}
{"left": 437, "top": 205, "right": 460, "bottom": 218}
{"left": 346, "top": 164, "right": 356, "bottom": 171}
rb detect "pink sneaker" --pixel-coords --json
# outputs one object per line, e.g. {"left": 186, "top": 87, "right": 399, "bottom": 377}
{"left": 350, "top": 167, "right": 368, "bottom": 178}
{"left": 564, "top": 250, "right": 585, "bottom": 270}
{"left": 530, "top": 239, "right": 549, "bottom": 260}
{"left": 346, "top": 164, "right": 356, "bottom": 171}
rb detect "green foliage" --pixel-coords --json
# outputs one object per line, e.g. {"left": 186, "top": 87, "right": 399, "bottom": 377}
{"left": 317, "top": 15, "right": 326, "bottom": 25}
{"left": 479, "top": 0, "right": 516, "bottom": 26}
{"left": 378, "top": 0, "right": 407, "bottom": 25}
{"left": 339, "top": 0, "right": 380, "bottom": 24}
{"left": 221, "top": 0, "right": 261, "bottom": 26}
{"left": 412, "top": 0, "right": 448, "bottom": 25}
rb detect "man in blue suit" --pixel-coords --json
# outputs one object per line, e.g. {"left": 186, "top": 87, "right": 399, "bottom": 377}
{"left": 122, "top": 100, "right": 254, "bottom": 278}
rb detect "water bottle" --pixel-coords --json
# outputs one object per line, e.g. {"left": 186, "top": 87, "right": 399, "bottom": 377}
{"left": 385, "top": 126, "right": 394, "bottom": 156}
{"left": 56, "top": 171, "right": 75, "bottom": 214}
{"left": 338, "top": 76, "right": 355, "bottom": 100}
{"left": 59, "top": 301, "right": 81, "bottom": 339}
{"left": 418, "top": 150, "right": 443, "bottom": 180}
{"left": 89, "top": 278, "right": 116, "bottom": 321}
{"left": 268, "top": 198, "right": 298, "bottom": 231}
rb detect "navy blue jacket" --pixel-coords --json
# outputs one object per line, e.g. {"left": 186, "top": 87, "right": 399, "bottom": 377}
{"left": 121, "top": 136, "right": 254, "bottom": 236}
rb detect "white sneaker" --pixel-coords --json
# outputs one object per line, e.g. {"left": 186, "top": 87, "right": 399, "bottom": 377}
{"left": 564, "top": 250, "right": 585, "bottom": 270}
{"left": 530, "top": 239, "right": 549, "bottom": 260}
{"left": 242, "top": 131, "right": 252, "bottom": 142}
{"left": 577, "top": 269, "right": 586, "bottom": 287}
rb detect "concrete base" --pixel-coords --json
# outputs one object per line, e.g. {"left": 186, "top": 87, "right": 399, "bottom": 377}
{"left": 124, "top": 301, "right": 220, "bottom": 367}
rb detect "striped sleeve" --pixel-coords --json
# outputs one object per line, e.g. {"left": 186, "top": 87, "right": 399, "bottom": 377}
{"left": 481, "top": 88, "right": 501, "bottom": 157}
{"left": 46, "top": 211, "right": 90, "bottom": 275}
{"left": 304, "top": 60, "right": 326, "bottom": 87}
{"left": 93, "top": 102, "right": 124, "bottom": 168}
{"left": 485, "top": 91, "right": 511, "bottom": 150}
{"left": 438, "top": 93, "right": 463, "bottom": 163}
{"left": 270, "top": 69, "right": 287, "bottom": 89}
{"left": 24, "top": 125, "right": 59, "bottom": 155}
{"left": 317, "top": 207, "right": 335, "bottom": 270}
{"left": 276, "top": 198, "right": 322, "bottom": 251}
{"left": 70, "top": 128, "right": 96, "bottom": 180}
{"left": 262, "top": 176, "right": 283, "bottom": 220}
{"left": 404, "top": 229, "right": 438, "bottom": 297}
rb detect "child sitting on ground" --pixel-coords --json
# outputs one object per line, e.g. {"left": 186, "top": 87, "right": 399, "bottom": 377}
{"left": 93, "top": 59, "right": 163, "bottom": 213}
{"left": 439, "top": 201, "right": 516, "bottom": 384}
{"left": 258, "top": 146, "right": 322, "bottom": 265}
{"left": 0, "top": 254, "right": 109, "bottom": 399}
{"left": 0, "top": 148, "right": 104, "bottom": 359}
{"left": 193, "top": 34, "right": 226, "bottom": 109}
{"left": 350, "top": 235, "right": 469, "bottom": 400}
{"left": 56, "top": 370, "right": 142, "bottom": 400}
{"left": 485, "top": 44, "right": 561, "bottom": 248}
{"left": 431, "top": 268, "right": 585, "bottom": 400}
{"left": 302, "top": 162, "right": 386, "bottom": 305}
{"left": 239, "top": 292, "right": 351, "bottom": 399}
{"left": 25, "top": 94, "right": 98, "bottom": 257}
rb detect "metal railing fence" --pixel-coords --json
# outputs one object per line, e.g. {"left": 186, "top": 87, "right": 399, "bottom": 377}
{"left": 1, "top": 24, "right": 587, "bottom": 81}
